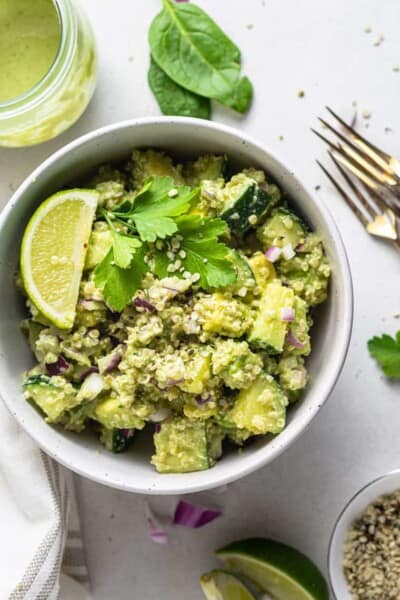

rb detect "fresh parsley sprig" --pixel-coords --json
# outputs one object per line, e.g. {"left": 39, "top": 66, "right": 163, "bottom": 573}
{"left": 368, "top": 331, "right": 400, "bottom": 378}
{"left": 93, "top": 177, "right": 237, "bottom": 310}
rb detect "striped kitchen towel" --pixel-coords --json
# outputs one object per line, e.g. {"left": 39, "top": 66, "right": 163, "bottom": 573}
{"left": 0, "top": 400, "right": 89, "bottom": 600}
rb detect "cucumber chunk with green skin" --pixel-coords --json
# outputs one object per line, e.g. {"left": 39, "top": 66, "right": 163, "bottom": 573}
{"left": 257, "top": 207, "right": 307, "bottom": 249}
{"left": 94, "top": 397, "right": 145, "bottom": 430}
{"left": 220, "top": 174, "right": 280, "bottom": 235}
{"left": 229, "top": 372, "right": 288, "bottom": 435}
{"left": 24, "top": 375, "right": 80, "bottom": 422}
{"left": 248, "top": 280, "right": 295, "bottom": 353}
{"left": 224, "top": 250, "right": 256, "bottom": 295}
{"left": 99, "top": 426, "right": 135, "bottom": 453}
{"left": 151, "top": 418, "right": 214, "bottom": 473}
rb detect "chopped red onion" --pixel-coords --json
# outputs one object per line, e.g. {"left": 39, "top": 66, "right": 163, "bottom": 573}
{"left": 79, "top": 366, "right": 99, "bottom": 381}
{"left": 46, "top": 355, "right": 69, "bottom": 376}
{"left": 100, "top": 351, "right": 122, "bottom": 374}
{"left": 144, "top": 501, "right": 169, "bottom": 545}
{"left": 195, "top": 394, "right": 212, "bottom": 405}
{"left": 281, "top": 307, "right": 295, "bottom": 322}
{"left": 162, "top": 286, "right": 180, "bottom": 294}
{"left": 295, "top": 242, "right": 304, "bottom": 252}
{"left": 134, "top": 297, "right": 156, "bottom": 312}
{"left": 286, "top": 329, "right": 306, "bottom": 349}
{"left": 155, "top": 423, "right": 162, "bottom": 434}
{"left": 77, "top": 372, "right": 105, "bottom": 401}
{"left": 282, "top": 243, "right": 295, "bottom": 260}
{"left": 173, "top": 500, "right": 221, "bottom": 528}
{"left": 265, "top": 246, "right": 281, "bottom": 263}
{"left": 121, "top": 428, "right": 134, "bottom": 440}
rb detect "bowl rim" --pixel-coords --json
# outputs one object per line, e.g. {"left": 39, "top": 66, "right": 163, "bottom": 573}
{"left": 0, "top": 116, "right": 354, "bottom": 494}
{"left": 328, "top": 468, "right": 400, "bottom": 599}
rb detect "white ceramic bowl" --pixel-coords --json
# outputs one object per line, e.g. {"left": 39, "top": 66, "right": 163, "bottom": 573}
{"left": 329, "top": 470, "right": 400, "bottom": 599}
{"left": 0, "top": 118, "right": 353, "bottom": 494}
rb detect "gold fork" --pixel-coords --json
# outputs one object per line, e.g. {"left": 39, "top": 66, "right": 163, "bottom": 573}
{"left": 313, "top": 107, "right": 400, "bottom": 248}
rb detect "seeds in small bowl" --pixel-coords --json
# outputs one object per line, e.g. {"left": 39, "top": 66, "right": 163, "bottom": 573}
{"left": 343, "top": 489, "right": 400, "bottom": 599}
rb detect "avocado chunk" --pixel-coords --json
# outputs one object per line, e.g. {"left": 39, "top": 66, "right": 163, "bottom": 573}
{"left": 195, "top": 293, "right": 253, "bottom": 338}
{"left": 220, "top": 174, "right": 280, "bottom": 236}
{"left": 257, "top": 207, "right": 306, "bottom": 249}
{"left": 151, "top": 418, "right": 214, "bottom": 473}
{"left": 230, "top": 372, "right": 288, "bottom": 435}
{"left": 248, "top": 280, "right": 295, "bottom": 353}
{"left": 247, "top": 252, "right": 276, "bottom": 291}
{"left": 84, "top": 228, "right": 112, "bottom": 270}
{"left": 23, "top": 374, "right": 80, "bottom": 422}
{"left": 130, "top": 149, "right": 184, "bottom": 188}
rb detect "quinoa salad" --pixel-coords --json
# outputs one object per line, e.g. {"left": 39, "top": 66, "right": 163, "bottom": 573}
{"left": 20, "top": 150, "right": 331, "bottom": 474}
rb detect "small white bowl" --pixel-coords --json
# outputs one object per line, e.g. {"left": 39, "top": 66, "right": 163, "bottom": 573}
{"left": 328, "top": 470, "right": 400, "bottom": 599}
{"left": 0, "top": 117, "right": 353, "bottom": 494}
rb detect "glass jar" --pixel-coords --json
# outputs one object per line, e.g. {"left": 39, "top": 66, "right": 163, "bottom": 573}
{"left": 0, "top": 0, "right": 97, "bottom": 147}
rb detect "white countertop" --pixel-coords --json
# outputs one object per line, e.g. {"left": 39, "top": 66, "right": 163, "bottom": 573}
{"left": 1, "top": 1, "right": 400, "bottom": 598}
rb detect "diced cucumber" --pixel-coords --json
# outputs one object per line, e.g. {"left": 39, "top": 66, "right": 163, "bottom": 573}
{"left": 220, "top": 174, "right": 280, "bottom": 235}
{"left": 229, "top": 372, "right": 288, "bottom": 435}
{"left": 248, "top": 280, "right": 295, "bottom": 353}
{"left": 94, "top": 397, "right": 145, "bottom": 430}
{"left": 183, "top": 154, "right": 227, "bottom": 186}
{"left": 99, "top": 426, "right": 135, "bottom": 453}
{"left": 23, "top": 374, "right": 80, "bottom": 422}
{"left": 257, "top": 207, "right": 307, "bottom": 249}
{"left": 247, "top": 252, "right": 276, "bottom": 291}
{"left": 151, "top": 418, "right": 213, "bottom": 473}
{"left": 224, "top": 251, "right": 256, "bottom": 295}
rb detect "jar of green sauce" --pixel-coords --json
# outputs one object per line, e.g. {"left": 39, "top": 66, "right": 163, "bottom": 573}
{"left": 0, "top": 0, "right": 97, "bottom": 147}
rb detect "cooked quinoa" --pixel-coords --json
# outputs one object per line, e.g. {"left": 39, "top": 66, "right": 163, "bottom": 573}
{"left": 343, "top": 489, "right": 400, "bottom": 599}
{"left": 20, "top": 150, "right": 330, "bottom": 473}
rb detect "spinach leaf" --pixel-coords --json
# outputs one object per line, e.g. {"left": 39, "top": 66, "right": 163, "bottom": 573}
{"left": 148, "top": 57, "right": 211, "bottom": 119}
{"left": 149, "top": 0, "right": 247, "bottom": 109}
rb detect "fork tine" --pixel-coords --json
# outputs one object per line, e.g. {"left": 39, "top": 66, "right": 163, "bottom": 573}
{"left": 326, "top": 106, "right": 393, "bottom": 165}
{"left": 328, "top": 152, "right": 377, "bottom": 218}
{"left": 312, "top": 126, "right": 395, "bottom": 190}
{"left": 318, "top": 117, "right": 397, "bottom": 184}
{"left": 316, "top": 160, "right": 369, "bottom": 227}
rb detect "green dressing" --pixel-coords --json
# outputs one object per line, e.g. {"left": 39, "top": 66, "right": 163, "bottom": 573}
{"left": 0, "top": 0, "right": 61, "bottom": 102}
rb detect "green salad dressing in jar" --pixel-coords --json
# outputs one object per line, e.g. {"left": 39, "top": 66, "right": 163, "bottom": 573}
{"left": 0, "top": 0, "right": 97, "bottom": 147}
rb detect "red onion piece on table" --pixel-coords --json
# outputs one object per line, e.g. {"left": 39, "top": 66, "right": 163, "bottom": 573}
{"left": 144, "top": 501, "right": 169, "bottom": 545}
{"left": 173, "top": 500, "right": 221, "bottom": 528}
{"left": 133, "top": 297, "right": 156, "bottom": 312}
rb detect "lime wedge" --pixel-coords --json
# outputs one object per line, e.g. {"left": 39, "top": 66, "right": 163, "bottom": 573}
{"left": 200, "top": 570, "right": 256, "bottom": 600}
{"left": 20, "top": 189, "right": 98, "bottom": 329}
{"left": 216, "top": 539, "right": 329, "bottom": 600}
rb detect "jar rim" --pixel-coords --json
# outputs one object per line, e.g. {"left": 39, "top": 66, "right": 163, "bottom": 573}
{"left": 0, "top": 0, "right": 77, "bottom": 115}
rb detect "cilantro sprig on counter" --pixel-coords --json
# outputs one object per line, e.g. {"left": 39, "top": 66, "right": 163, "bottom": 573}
{"left": 93, "top": 176, "right": 236, "bottom": 310}
{"left": 368, "top": 331, "right": 400, "bottom": 378}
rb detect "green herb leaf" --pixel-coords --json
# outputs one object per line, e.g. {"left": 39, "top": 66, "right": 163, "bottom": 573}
{"left": 367, "top": 331, "right": 400, "bottom": 378}
{"left": 175, "top": 215, "right": 236, "bottom": 288}
{"left": 148, "top": 57, "right": 211, "bottom": 119}
{"left": 111, "top": 231, "right": 142, "bottom": 269}
{"left": 114, "top": 176, "right": 198, "bottom": 242}
{"left": 149, "top": 0, "right": 251, "bottom": 111}
{"left": 94, "top": 246, "right": 147, "bottom": 311}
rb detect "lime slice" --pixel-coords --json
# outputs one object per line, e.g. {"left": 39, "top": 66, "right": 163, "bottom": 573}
{"left": 216, "top": 538, "right": 329, "bottom": 600}
{"left": 21, "top": 189, "right": 99, "bottom": 329}
{"left": 200, "top": 570, "right": 256, "bottom": 600}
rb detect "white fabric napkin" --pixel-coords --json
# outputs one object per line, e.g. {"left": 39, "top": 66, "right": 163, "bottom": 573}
{"left": 0, "top": 400, "right": 89, "bottom": 600}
